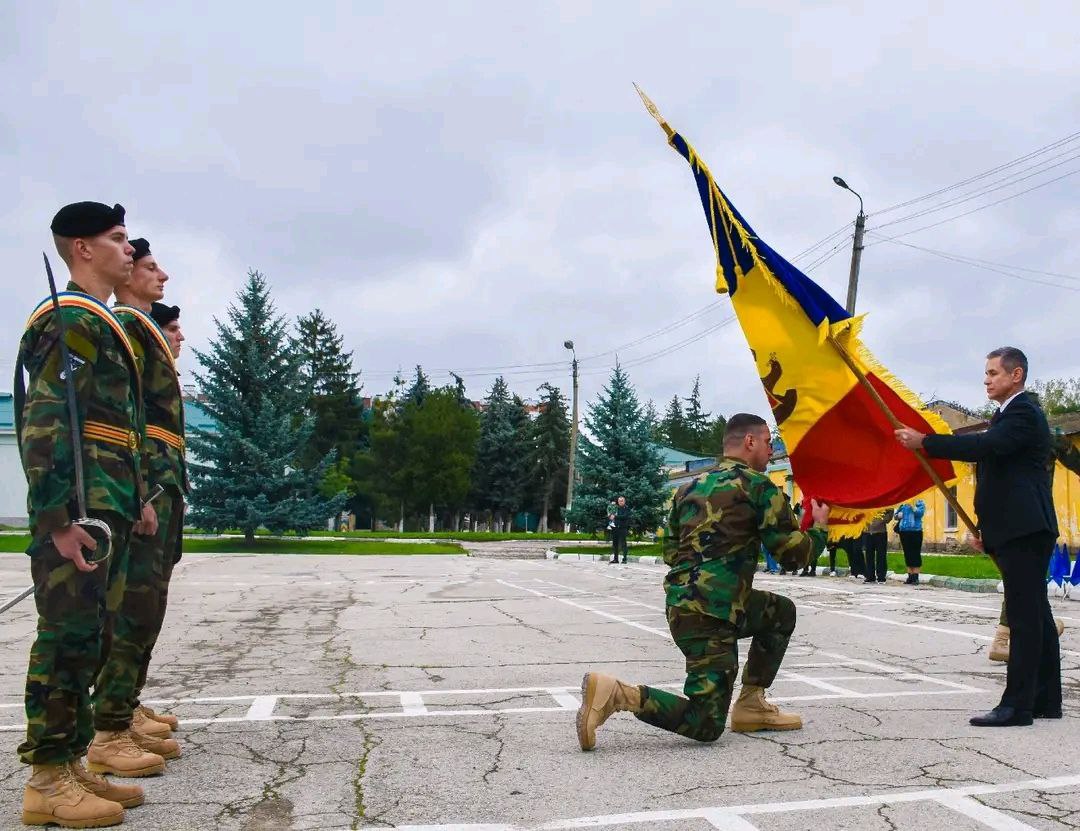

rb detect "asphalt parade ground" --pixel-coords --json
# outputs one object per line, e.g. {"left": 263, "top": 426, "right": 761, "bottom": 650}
{"left": 1, "top": 548, "right": 1078, "bottom": 830}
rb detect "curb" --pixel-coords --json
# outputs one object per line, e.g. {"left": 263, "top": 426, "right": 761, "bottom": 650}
{"left": 545, "top": 551, "right": 661, "bottom": 565}
{"left": 545, "top": 554, "right": 1009, "bottom": 595}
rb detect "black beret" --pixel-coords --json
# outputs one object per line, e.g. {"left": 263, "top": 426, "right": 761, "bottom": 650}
{"left": 50, "top": 202, "right": 126, "bottom": 237}
{"left": 130, "top": 238, "right": 151, "bottom": 261}
{"left": 150, "top": 302, "right": 180, "bottom": 327}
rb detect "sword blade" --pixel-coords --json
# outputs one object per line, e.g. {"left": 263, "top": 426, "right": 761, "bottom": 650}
{"left": 0, "top": 585, "right": 34, "bottom": 614}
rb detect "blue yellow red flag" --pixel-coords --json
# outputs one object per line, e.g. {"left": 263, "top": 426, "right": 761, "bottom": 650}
{"left": 638, "top": 87, "right": 956, "bottom": 535}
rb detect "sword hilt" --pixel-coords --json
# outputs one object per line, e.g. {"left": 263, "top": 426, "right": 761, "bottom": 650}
{"left": 75, "top": 517, "right": 114, "bottom": 564}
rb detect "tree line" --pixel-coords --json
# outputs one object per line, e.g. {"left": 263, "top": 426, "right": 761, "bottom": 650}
{"left": 186, "top": 271, "right": 690, "bottom": 537}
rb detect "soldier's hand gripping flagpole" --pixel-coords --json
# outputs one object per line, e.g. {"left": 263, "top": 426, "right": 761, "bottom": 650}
{"left": 43, "top": 251, "right": 114, "bottom": 566}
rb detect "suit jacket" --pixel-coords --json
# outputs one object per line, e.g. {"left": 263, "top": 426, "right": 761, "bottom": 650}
{"left": 922, "top": 391, "right": 1056, "bottom": 551}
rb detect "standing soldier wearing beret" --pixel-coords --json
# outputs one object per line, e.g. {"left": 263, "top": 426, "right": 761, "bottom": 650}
{"left": 577, "top": 413, "right": 829, "bottom": 750}
{"left": 16, "top": 202, "right": 165, "bottom": 828}
{"left": 90, "top": 240, "right": 187, "bottom": 770}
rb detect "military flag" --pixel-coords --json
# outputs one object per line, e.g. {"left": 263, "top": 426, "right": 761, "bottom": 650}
{"left": 638, "top": 88, "right": 956, "bottom": 535}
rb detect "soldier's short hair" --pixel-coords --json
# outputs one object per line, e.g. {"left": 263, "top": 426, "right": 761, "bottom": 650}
{"left": 986, "top": 346, "right": 1028, "bottom": 382}
{"left": 52, "top": 233, "right": 75, "bottom": 268}
{"left": 724, "top": 413, "right": 769, "bottom": 447}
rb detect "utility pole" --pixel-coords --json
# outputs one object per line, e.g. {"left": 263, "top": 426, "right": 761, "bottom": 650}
{"left": 563, "top": 340, "right": 579, "bottom": 533}
{"left": 833, "top": 176, "right": 865, "bottom": 315}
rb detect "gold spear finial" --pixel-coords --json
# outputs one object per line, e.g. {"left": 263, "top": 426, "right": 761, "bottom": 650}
{"left": 633, "top": 83, "right": 674, "bottom": 139}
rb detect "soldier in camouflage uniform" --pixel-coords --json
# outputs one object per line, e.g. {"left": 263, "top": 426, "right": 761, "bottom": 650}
{"left": 90, "top": 239, "right": 186, "bottom": 767}
{"left": 16, "top": 202, "right": 165, "bottom": 828}
{"left": 577, "top": 413, "right": 829, "bottom": 750}
{"left": 989, "top": 425, "right": 1080, "bottom": 664}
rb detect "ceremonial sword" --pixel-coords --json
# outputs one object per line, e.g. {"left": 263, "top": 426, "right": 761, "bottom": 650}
{"left": 42, "top": 252, "right": 116, "bottom": 566}
{"left": 1, "top": 484, "right": 165, "bottom": 614}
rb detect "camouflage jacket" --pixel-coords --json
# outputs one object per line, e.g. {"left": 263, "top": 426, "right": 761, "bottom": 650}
{"left": 114, "top": 306, "right": 189, "bottom": 495}
{"left": 662, "top": 457, "right": 826, "bottom": 623}
{"left": 16, "top": 282, "right": 144, "bottom": 536}
{"left": 1051, "top": 427, "right": 1080, "bottom": 479}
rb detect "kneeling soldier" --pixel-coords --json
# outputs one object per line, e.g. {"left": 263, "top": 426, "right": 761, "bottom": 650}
{"left": 577, "top": 413, "right": 829, "bottom": 749}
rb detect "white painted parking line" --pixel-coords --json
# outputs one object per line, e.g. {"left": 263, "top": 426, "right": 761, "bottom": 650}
{"left": 497, "top": 579, "right": 669, "bottom": 637}
{"left": 400, "top": 692, "right": 429, "bottom": 715}
{"left": 804, "top": 602, "right": 1080, "bottom": 660}
{"left": 244, "top": 695, "right": 279, "bottom": 720}
{"left": 392, "top": 774, "right": 1080, "bottom": 830}
{"left": 934, "top": 793, "right": 1039, "bottom": 831}
{"left": 546, "top": 689, "right": 580, "bottom": 710}
{"left": 0, "top": 665, "right": 985, "bottom": 732}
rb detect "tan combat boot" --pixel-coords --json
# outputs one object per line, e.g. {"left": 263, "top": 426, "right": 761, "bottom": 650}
{"left": 131, "top": 708, "right": 172, "bottom": 739}
{"left": 127, "top": 727, "right": 181, "bottom": 761}
{"left": 730, "top": 685, "right": 803, "bottom": 733}
{"left": 576, "top": 672, "right": 642, "bottom": 751}
{"left": 989, "top": 620, "right": 1064, "bottom": 664}
{"left": 22, "top": 762, "right": 124, "bottom": 828}
{"left": 69, "top": 760, "right": 144, "bottom": 808}
{"left": 86, "top": 731, "right": 165, "bottom": 778}
{"left": 135, "top": 705, "right": 178, "bottom": 731}
{"left": 989, "top": 625, "right": 1010, "bottom": 663}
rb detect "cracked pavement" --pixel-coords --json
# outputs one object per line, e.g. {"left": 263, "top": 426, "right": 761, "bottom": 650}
{"left": 0, "top": 549, "right": 1078, "bottom": 829}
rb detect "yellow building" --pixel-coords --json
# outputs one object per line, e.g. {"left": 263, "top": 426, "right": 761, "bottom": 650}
{"left": 768, "top": 407, "right": 1080, "bottom": 551}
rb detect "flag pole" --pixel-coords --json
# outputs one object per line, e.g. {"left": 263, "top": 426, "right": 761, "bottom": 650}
{"left": 825, "top": 334, "right": 991, "bottom": 559}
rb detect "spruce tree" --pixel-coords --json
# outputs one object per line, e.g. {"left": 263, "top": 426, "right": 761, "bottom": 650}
{"left": 643, "top": 399, "right": 663, "bottom": 444}
{"left": 471, "top": 377, "right": 528, "bottom": 531}
{"left": 566, "top": 364, "right": 667, "bottom": 534}
{"left": 703, "top": 413, "right": 727, "bottom": 457}
{"left": 531, "top": 383, "right": 570, "bottom": 532}
{"left": 405, "top": 365, "right": 431, "bottom": 406}
{"left": 684, "top": 376, "right": 712, "bottom": 454}
{"left": 294, "top": 308, "right": 367, "bottom": 465}
{"left": 659, "top": 395, "right": 691, "bottom": 450}
{"left": 188, "top": 270, "right": 345, "bottom": 541}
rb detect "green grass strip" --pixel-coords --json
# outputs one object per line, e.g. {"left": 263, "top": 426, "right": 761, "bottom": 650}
{"left": 189, "top": 529, "right": 597, "bottom": 542}
{"left": 554, "top": 545, "right": 1004, "bottom": 580}
{"left": 0, "top": 536, "right": 464, "bottom": 556}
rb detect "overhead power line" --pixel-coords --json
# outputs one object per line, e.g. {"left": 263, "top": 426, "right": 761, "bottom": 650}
{"left": 873, "top": 149, "right": 1080, "bottom": 230}
{"left": 868, "top": 232, "right": 1080, "bottom": 292}
{"left": 872, "top": 129, "right": 1080, "bottom": 217}
{"left": 866, "top": 165, "right": 1080, "bottom": 241}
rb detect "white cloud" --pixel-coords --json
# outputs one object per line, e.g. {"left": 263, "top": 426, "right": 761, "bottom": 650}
{"left": 3, "top": 0, "right": 1078, "bottom": 420}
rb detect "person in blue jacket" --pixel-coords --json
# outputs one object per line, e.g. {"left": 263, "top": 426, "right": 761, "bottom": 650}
{"left": 895, "top": 499, "right": 925, "bottom": 585}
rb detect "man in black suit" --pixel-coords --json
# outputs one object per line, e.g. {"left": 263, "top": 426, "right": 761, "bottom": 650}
{"left": 894, "top": 346, "right": 1059, "bottom": 727}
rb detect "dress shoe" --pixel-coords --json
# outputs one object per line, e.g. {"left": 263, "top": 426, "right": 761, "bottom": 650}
{"left": 1033, "top": 706, "right": 1063, "bottom": 719}
{"left": 969, "top": 706, "right": 1033, "bottom": 727}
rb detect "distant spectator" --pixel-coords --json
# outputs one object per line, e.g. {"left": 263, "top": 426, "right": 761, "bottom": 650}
{"left": 609, "top": 496, "right": 631, "bottom": 564}
{"left": 896, "top": 499, "right": 926, "bottom": 585}
{"left": 824, "top": 539, "right": 839, "bottom": 576}
{"left": 797, "top": 494, "right": 818, "bottom": 576}
{"left": 862, "top": 509, "right": 894, "bottom": 584}
{"left": 843, "top": 534, "right": 866, "bottom": 579}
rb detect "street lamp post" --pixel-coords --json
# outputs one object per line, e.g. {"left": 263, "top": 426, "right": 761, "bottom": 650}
{"left": 833, "top": 176, "right": 866, "bottom": 315}
{"left": 563, "top": 340, "right": 579, "bottom": 533}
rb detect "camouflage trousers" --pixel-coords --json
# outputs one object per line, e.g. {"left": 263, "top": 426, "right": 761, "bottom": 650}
{"left": 18, "top": 512, "right": 131, "bottom": 765}
{"left": 94, "top": 491, "right": 183, "bottom": 730}
{"left": 637, "top": 589, "right": 796, "bottom": 742}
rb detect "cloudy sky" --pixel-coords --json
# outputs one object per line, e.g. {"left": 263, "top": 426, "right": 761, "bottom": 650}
{"left": 3, "top": 2, "right": 1078, "bottom": 426}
